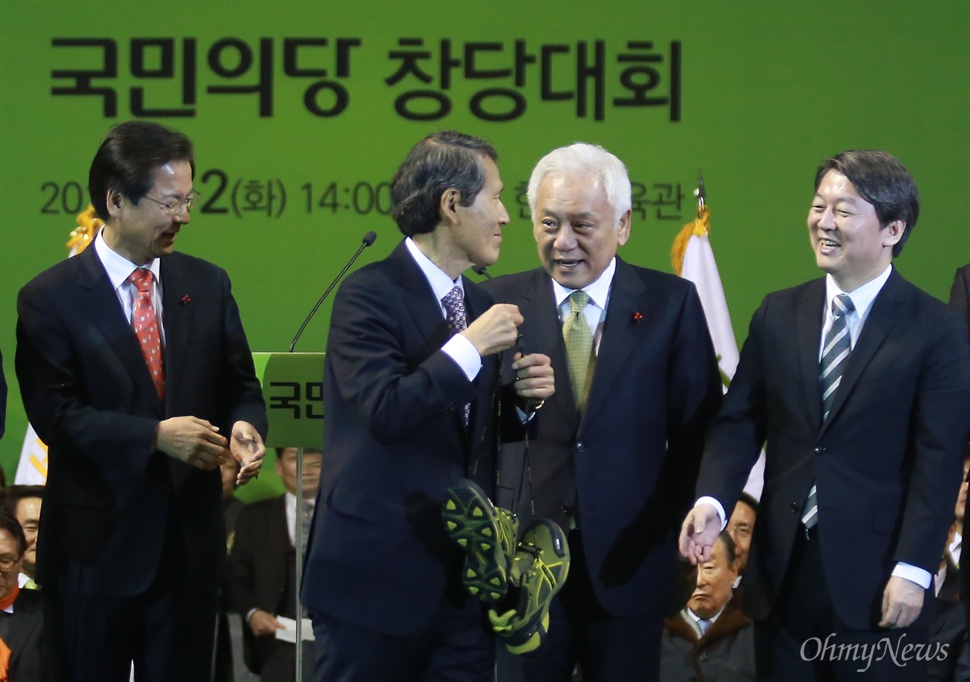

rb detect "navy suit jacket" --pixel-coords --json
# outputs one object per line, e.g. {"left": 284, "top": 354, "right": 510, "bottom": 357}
{"left": 15, "top": 245, "right": 267, "bottom": 597}
{"left": 301, "top": 241, "right": 501, "bottom": 636}
{"left": 483, "top": 259, "right": 722, "bottom": 617}
{"left": 696, "top": 269, "right": 970, "bottom": 629}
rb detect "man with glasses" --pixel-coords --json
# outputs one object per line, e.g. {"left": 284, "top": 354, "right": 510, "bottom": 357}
{"left": 16, "top": 120, "right": 267, "bottom": 681}
{"left": 0, "top": 508, "right": 44, "bottom": 680}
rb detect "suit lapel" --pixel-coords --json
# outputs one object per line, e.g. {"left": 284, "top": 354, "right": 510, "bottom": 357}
{"left": 390, "top": 242, "right": 452, "bottom": 357}
{"left": 822, "top": 271, "right": 906, "bottom": 431}
{"left": 160, "top": 255, "right": 193, "bottom": 412}
{"left": 795, "top": 280, "right": 826, "bottom": 429}
{"left": 389, "top": 241, "right": 473, "bottom": 437}
{"left": 76, "top": 248, "right": 161, "bottom": 410}
{"left": 583, "top": 259, "right": 646, "bottom": 421}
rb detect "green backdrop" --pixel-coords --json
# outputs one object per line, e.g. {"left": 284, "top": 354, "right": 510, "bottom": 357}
{"left": 2, "top": 0, "right": 968, "bottom": 496}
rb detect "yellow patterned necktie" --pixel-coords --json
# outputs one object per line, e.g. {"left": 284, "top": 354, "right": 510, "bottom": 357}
{"left": 563, "top": 290, "right": 593, "bottom": 411}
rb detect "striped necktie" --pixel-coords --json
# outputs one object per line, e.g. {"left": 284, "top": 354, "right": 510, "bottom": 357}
{"left": 803, "top": 294, "right": 855, "bottom": 532}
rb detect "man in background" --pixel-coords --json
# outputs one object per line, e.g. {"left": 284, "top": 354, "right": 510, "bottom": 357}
{"left": 0, "top": 508, "right": 44, "bottom": 680}
{"left": 229, "top": 447, "right": 323, "bottom": 681}
{"left": 662, "top": 531, "right": 754, "bottom": 681}
{"left": 0, "top": 485, "right": 43, "bottom": 588}
{"left": 726, "top": 493, "right": 757, "bottom": 577}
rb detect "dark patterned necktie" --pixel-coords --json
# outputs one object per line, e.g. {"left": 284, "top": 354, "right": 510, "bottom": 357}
{"left": 128, "top": 268, "right": 165, "bottom": 400}
{"left": 442, "top": 286, "right": 470, "bottom": 424}
{"left": 803, "top": 294, "right": 855, "bottom": 531}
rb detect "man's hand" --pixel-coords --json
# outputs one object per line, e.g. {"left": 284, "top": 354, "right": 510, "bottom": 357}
{"left": 679, "top": 503, "right": 721, "bottom": 565}
{"left": 512, "top": 352, "right": 555, "bottom": 404}
{"left": 249, "top": 609, "right": 284, "bottom": 637}
{"left": 462, "top": 304, "right": 523, "bottom": 356}
{"left": 879, "top": 576, "right": 924, "bottom": 629}
{"left": 156, "top": 416, "right": 228, "bottom": 470}
{"left": 230, "top": 421, "right": 266, "bottom": 486}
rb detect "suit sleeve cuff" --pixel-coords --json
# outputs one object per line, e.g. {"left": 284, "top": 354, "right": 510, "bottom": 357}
{"left": 891, "top": 562, "right": 932, "bottom": 589}
{"left": 442, "top": 335, "right": 482, "bottom": 381}
{"left": 695, "top": 496, "right": 727, "bottom": 530}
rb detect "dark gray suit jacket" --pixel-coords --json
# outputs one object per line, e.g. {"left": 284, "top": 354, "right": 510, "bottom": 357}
{"left": 484, "top": 259, "right": 722, "bottom": 618}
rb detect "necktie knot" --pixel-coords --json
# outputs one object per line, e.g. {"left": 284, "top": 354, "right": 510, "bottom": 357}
{"left": 442, "top": 286, "right": 467, "bottom": 335}
{"left": 568, "top": 290, "right": 590, "bottom": 314}
{"left": 128, "top": 268, "right": 154, "bottom": 293}
{"left": 831, "top": 293, "right": 854, "bottom": 319}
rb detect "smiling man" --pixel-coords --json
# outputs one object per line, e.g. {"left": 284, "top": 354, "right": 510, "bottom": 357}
{"left": 301, "top": 131, "right": 554, "bottom": 682}
{"left": 16, "top": 121, "right": 267, "bottom": 682}
{"left": 680, "top": 150, "right": 970, "bottom": 681}
{"left": 482, "top": 142, "right": 722, "bottom": 682}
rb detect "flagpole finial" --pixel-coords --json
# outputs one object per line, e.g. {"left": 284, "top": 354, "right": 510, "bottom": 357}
{"left": 694, "top": 170, "right": 706, "bottom": 216}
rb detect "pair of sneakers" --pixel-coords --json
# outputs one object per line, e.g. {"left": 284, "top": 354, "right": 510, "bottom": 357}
{"left": 442, "top": 479, "right": 570, "bottom": 654}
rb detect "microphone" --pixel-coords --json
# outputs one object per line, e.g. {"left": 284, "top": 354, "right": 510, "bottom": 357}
{"left": 289, "top": 231, "right": 378, "bottom": 352}
{"left": 471, "top": 265, "right": 492, "bottom": 279}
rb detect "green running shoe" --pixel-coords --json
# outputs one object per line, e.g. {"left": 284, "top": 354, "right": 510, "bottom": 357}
{"left": 442, "top": 479, "right": 519, "bottom": 601}
{"left": 489, "top": 518, "right": 570, "bottom": 654}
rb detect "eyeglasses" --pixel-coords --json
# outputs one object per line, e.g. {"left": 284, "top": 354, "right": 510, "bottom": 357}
{"left": 141, "top": 191, "right": 201, "bottom": 216}
{"left": 0, "top": 555, "right": 21, "bottom": 572}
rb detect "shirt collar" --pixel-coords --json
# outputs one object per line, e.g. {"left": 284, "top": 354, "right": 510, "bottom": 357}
{"left": 551, "top": 257, "right": 617, "bottom": 309}
{"left": 824, "top": 264, "right": 892, "bottom": 322}
{"left": 94, "top": 229, "right": 161, "bottom": 289}
{"left": 686, "top": 602, "right": 728, "bottom": 626}
{"left": 405, "top": 237, "right": 464, "bottom": 303}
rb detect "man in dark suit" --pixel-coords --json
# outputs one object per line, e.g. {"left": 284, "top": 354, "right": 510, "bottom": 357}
{"left": 300, "top": 131, "right": 554, "bottom": 682}
{"left": 15, "top": 121, "right": 268, "bottom": 682}
{"left": 228, "top": 447, "right": 322, "bottom": 681}
{"left": 483, "top": 142, "right": 722, "bottom": 681}
{"left": 0, "top": 509, "right": 45, "bottom": 680}
{"left": 680, "top": 150, "right": 970, "bottom": 680}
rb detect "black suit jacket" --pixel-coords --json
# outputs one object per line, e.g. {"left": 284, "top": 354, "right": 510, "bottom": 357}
{"left": 15, "top": 246, "right": 267, "bottom": 597}
{"left": 301, "top": 241, "right": 501, "bottom": 636}
{"left": 227, "top": 495, "right": 290, "bottom": 673}
{"left": 483, "top": 260, "right": 722, "bottom": 617}
{"left": 697, "top": 269, "right": 970, "bottom": 629}
{"left": 4, "top": 588, "right": 45, "bottom": 681}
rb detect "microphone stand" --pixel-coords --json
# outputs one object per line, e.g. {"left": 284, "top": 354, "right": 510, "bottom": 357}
{"left": 290, "top": 230, "right": 376, "bottom": 680}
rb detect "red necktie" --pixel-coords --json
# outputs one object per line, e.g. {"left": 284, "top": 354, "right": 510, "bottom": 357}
{"left": 128, "top": 268, "right": 165, "bottom": 400}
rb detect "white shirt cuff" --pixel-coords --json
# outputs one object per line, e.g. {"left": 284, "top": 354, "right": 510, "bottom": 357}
{"left": 892, "top": 562, "right": 932, "bottom": 590}
{"left": 695, "top": 496, "right": 728, "bottom": 530}
{"left": 443, "top": 334, "right": 482, "bottom": 381}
